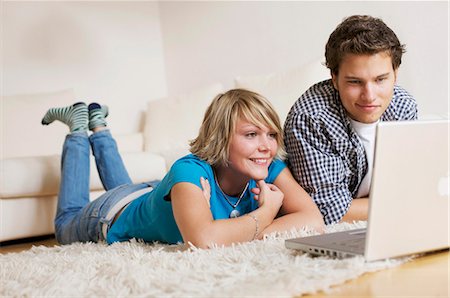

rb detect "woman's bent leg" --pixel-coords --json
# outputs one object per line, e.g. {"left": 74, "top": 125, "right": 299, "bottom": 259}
{"left": 90, "top": 129, "right": 132, "bottom": 191}
{"left": 54, "top": 132, "right": 91, "bottom": 244}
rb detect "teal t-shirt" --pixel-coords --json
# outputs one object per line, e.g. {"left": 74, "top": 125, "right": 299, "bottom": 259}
{"left": 107, "top": 154, "right": 286, "bottom": 244}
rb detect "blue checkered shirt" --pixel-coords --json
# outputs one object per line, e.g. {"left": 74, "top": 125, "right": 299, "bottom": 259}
{"left": 284, "top": 80, "right": 418, "bottom": 224}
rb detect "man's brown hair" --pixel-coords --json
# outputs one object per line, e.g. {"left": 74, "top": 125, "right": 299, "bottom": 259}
{"left": 325, "top": 15, "right": 406, "bottom": 75}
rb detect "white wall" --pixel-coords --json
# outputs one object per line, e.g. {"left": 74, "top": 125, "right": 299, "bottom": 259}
{"left": 159, "top": 1, "right": 449, "bottom": 118}
{"left": 2, "top": 1, "right": 448, "bottom": 127}
{"left": 1, "top": 2, "right": 167, "bottom": 134}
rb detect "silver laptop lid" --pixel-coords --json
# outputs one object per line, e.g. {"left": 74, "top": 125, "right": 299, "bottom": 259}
{"left": 365, "top": 120, "right": 449, "bottom": 261}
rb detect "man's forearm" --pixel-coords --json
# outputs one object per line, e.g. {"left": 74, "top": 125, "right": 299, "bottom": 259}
{"left": 340, "top": 197, "right": 369, "bottom": 223}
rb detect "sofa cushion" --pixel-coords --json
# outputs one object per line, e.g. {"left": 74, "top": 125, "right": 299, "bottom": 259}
{"left": 234, "top": 57, "right": 330, "bottom": 125}
{"left": 144, "top": 83, "right": 224, "bottom": 169}
{"left": 0, "top": 152, "right": 167, "bottom": 198}
{"left": 1, "top": 89, "right": 146, "bottom": 160}
{"left": 1, "top": 89, "right": 77, "bottom": 158}
{"left": 114, "top": 132, "right": 144, "bottom": 152}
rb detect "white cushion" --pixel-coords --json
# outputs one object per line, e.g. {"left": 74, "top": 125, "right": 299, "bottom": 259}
{"left": 1, "top": 89, "right": 76, "bottom": 158}
{"left": 144, "top": 83, "right": 224, "bottom": 168}
{"left": 114, "top": 132, "right": 144, "bottom": 152}
{"left": 234, "top": 58, "right": 330, "bottom": 124}
{"left": 0, "top": 152, "right": 167, "bottom": 198}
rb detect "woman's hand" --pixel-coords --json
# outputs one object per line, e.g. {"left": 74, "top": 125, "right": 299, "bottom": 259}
{"left": 258, "top": 168, "right": 325, "bottom": 236}
{"left": 251, "top": 180, "right": 284, "bottom": 212}
{"left": 172, "top": 178, "right": 285, "bottom": 247}
{"left": 200, "top": 177, "right": 211, "bottom": 208}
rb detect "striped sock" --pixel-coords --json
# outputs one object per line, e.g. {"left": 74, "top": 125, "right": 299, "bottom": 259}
{"left": 41, "top": 102, "right": 88, "bottom": 132}
{"left": 88, "top": 102, "right": 109, "bottom": 130}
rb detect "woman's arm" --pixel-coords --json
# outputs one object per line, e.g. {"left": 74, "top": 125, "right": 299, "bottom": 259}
{"left": 257, "top": 168, "right": 325, "bottom": 237}
{"left": 171, "top": 180, "right": 283, "bottom": 248}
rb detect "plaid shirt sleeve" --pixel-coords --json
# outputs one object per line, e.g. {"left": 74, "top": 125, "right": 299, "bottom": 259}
{"left": 284, "top": 112, "right": 353, "bottom": 224}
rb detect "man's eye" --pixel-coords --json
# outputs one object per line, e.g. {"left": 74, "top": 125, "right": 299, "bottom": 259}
{"left": 348, "top": 80, "right": 361, "bottom": 85}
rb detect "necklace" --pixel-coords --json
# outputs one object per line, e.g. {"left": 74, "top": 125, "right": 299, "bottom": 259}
{"left": 213, "top": 171, "right": 249, "bottom": 218}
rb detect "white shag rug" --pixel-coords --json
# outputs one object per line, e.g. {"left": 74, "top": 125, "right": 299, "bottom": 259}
{"left": 1, "top": 221, "right": 410, "bottom": 297}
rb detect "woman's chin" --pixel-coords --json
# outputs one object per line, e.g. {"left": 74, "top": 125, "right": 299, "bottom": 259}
{"left": 249, "top": 170, "right": 269, "bottom": 181}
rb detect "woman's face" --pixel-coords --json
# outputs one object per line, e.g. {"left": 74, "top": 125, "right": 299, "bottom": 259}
{"left": 226, "top": 117, "right": 279, "bottom": 181}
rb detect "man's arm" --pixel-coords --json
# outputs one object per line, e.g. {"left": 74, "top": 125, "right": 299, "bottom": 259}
{"left": 284, "top": 113, "right": 354, "bottom": 224}
{"left": 340, "top": 197, "right": 368, "bottom": 222}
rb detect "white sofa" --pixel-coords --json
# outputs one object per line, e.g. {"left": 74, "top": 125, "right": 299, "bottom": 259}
{"left": 0, "top": 58, "right": 329, "bottom": 242}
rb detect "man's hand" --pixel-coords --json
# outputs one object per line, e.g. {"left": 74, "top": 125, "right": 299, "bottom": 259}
{"left": 340, "top": 197, "right": 369, "bottom": 222}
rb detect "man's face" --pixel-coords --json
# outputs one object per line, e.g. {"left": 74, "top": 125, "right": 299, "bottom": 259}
{"left": 331, "top": 52, "right": 398, "bottom": 123}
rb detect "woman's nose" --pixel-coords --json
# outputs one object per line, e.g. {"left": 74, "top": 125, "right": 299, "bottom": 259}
{"left": 258, "top": 137, "right": 271, "bottom": 151}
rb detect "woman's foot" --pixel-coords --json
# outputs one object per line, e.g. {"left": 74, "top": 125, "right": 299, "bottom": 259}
{"left": 88, "top": 103, "right": 109, "bottom": 131}
{"left": 41, "top": 102, "right": 88, "bottom": 132}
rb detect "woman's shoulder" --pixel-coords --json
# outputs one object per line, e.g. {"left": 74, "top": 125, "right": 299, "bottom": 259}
{"left": 270, "top": 158, "right": 286, "bottom": 167}
{"left": 170, "top": 154, "right": 213, "bottom": 178}
{"left": 267, "top": 158, "right": 287, "bottom": 181}
{"left": 172, "top": 153, "right": 208, "bottom": 167}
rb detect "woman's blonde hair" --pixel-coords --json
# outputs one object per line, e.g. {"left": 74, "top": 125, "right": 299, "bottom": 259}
{"left": 190, "top": 89, "right": 285, "bottom": 166}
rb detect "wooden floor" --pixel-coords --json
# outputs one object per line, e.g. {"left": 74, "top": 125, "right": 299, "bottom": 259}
{"left": 0, "top": 235, "right": 58, "bottom": 254}
{"left": 1, "top": 236, "right": 448, "bottom": 297}
{"left": 307, "top": 249, "right": 449, "bottom": 297}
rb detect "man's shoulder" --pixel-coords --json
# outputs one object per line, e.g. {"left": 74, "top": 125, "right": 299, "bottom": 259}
{"left": 383, "top": 85, "right": 418, "bottom": 121}
{"left": 287, "top": 79, "right": 339, "bottom": 121}
{"left": 299, "top": 79, "right": 335, "bottom": 105}
{"left": 393, "top": 85, "right": 415, "bottom": 100}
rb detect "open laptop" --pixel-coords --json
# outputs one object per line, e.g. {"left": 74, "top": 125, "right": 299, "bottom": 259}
{"left": 285, "top": 120, "right": 449, "bottom": 261}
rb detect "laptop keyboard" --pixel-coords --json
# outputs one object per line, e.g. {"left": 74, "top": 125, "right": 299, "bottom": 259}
{"left": 331, "top": 237, "right": 365, "bottom": 252}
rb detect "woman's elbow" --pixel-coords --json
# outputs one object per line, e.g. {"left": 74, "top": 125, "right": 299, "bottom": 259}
{"left": 182, "top": 229, "right": 219, "bottom": 249}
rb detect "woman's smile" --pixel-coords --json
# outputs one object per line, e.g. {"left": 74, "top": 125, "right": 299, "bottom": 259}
{"left": 215, "top": 117, "right": 278, "bottom": 194}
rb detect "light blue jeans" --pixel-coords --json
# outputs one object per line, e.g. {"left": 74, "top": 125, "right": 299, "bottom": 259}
{"left": 54, "top": 130, "right": 157, "bottom": 244}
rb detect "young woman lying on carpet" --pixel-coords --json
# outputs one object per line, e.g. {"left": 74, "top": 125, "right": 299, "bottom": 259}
{"left": 42, "top": 89, "right": 324, "bottom": 248}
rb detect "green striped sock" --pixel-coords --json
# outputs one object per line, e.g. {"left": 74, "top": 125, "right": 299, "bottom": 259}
{"left": 41, "top": 102, "right": 88, "bottom": 132}
{"left": 88, "top": 103, "right": 109, "bottom": 130}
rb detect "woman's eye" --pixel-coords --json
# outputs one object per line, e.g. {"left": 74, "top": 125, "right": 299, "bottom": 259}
{"left": 268, "top": 133, "right": 277, "bottom": 139}
{"left": 246, "top": 132, "right": 257, "bottom": 138}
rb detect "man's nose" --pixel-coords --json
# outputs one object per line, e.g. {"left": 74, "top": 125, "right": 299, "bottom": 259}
{"left": 362, "top": 83, "right": 376, "bottom": 102}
